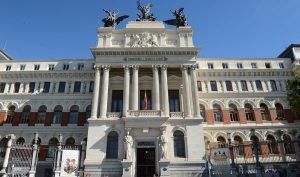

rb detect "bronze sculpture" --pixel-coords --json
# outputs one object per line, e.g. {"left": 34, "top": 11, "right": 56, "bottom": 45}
{"left": 102, "top": 9, "right": 129, "bottom": 28}
{"left": 136, "top": 0, "right": 156, "bottom": 21}
{"left": 164, "top": 8, "right": 188, "bottom": 27}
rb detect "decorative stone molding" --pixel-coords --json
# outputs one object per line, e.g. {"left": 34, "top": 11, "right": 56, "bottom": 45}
{"left": 107, "top": 112, "right": 121, "bottom": 118}
{"left": 169, "top": 112, "right": 184, "bottom": 118}
{"left": 128, "top": 33, "right": 158, "bottom": 48}
{"left": 128, "top": 110, "right": 161, "bottom": 117}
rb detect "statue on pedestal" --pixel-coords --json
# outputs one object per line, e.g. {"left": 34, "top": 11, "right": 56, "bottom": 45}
{"left": 124, "top": 129, "right": 133, "bottom": 160}
{"left": 102, "top": 9, "right": 129, "bottom": 28}
{"left": 160, "top": 128, "right": 168, "bottom": 159}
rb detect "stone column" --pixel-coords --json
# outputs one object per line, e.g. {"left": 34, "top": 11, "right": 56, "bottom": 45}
{"left": 4, "top": 82, "right": 11, "bottom": 93}
{"left": 152, "top": 65, "right": 160, "bottom": 110}
{"left": 91, "top": 66, "right": 101, "bottom": 119}
{"left": 28, "top": 132, "right": 38, "bottom": 177}
{"left": 19, "top": 83, "right": 24, "bottom": 93}
{"left": 100, "top": 65, "right": 110, "bottom": 118}
{"left": 161, "top": 65, "right": 170, "bottom": 116}
{"left": 131, "top": 65, "right": 139, "bottom": 110}
{"left": 190, "top": 65, "right": 201, "bottom": 118}
{"left": 54, "top": 134, "right": 63, "bottom": 177}
{"left": 275, "top": 130, "right": 286, "bottom": 162}
{"left": 181, "top": 65, "right": 191, "bottom": 117}
{"left": 0, "top": 134, "right": 15, "bottom": 176}
{"left": 79, "top": 141, "right": 87, "bottom": 177}
{"left": 289, "top": 130, "right": 300, "bottom": 161}
{"left": 123, "top": 65, "right": 130, "bottom": 117}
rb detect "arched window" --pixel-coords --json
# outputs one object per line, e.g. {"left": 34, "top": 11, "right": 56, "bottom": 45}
{"left": 260, "top": 103, "right": 271, "bottom": 121}
{"left": 16, "top": 137, "right": 25, "bottom": 145}
{"left": 37, "top": 105, "right": 47, "bottom": 124}
{"left": 229, "top": 104, "right": 239, "bottom": 122}
{"left": 6, "top": 106, "right": 15, "bottom": 123}
{"left": 266, "top": 135, "right": 278, "bottom": 154}
{"left": 173, "top": 130, "right": 186, "bottom": 158}
{"left": 200, "top": 104, "right": 206, "bottom": 122}
{"left": 69, "top": 105, "right": 79, "bottom": 124}
{"left": 21, "top": 105, "right": 31, "bottom": 124}
{"left": 53, "top": 105, "right": 63, "bottom": 124}
{"left": 234, "top": 136, "right": 244, "bottom": 156}
{"left": 217, "top": 136, "right": 226, "bottom": 148}
{"left": 283, "top": 134, "right": 294, "bottom": 154}
{"left": 65, "top": 137, "right": 75, "bottom": 146}
{"left": 245, "top": 103, "right": 255, "bottom": 121}
{"left": 213, "top": 104, "right": 223, "bottom": 122}
{"left": 275, "top": 103, "right": 284, "bottom": 120}
{"left": 106, "top": 131, "right": 119, "bottom": 159}
{"left": 48, "top": 137, "right": 59, "bottom": 158}
{"left": 85, "top": 105, "right": 92, "bottom": 123}
{"left": 0, "top": 138, "right": 8, "bottom": 157}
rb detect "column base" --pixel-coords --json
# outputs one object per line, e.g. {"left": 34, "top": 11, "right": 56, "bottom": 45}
{"left": 121, "top": 160, "right": 133, "bottom": 177}
{"left": 54, "top": 170, "right": 60, "bottom": 177}
{"left": 159, "top": 160, "right": 170, "bottom": 177}
{"left": 28, "top": 170, "right": 36, "bottom": 177}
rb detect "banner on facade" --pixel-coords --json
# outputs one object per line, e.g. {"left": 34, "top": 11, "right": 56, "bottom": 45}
{"left": 60, "top": 150, "right": 80, "bottom": 177}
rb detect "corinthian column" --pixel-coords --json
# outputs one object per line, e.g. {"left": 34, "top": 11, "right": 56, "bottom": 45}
{"left": 100, "top": 65, "right": 110, "bottom": 118}
{"left": 182, "top": 65, "right": 192, "bottom": 117}
{"left": 161, "top": 65, "right": 169, "bottom": 116}
{"left": 91, "top": 66, "right": 101, "bottom": 119}
{"left": 152, "top": 65, "right": 160, "bottom": 110}
{"left": 131, "top": 65, "right": 139, "bottom": 110}
{"left": 190, "top": 65, "right": 201, "bottom": 118}
{"left": 123, "top": 65, "right": 130, "bottom": 117}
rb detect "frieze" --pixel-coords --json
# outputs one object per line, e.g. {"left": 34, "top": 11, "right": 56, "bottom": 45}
{"left": 124, "top": 56, "right": 167, "bottom": 62}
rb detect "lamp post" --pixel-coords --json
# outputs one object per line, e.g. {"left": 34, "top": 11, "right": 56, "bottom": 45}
{"left": 250, "top": 129, "right": 262, "bottom": 177}
{"left": 227, "top": 132, "right": 236, "bottom": 169}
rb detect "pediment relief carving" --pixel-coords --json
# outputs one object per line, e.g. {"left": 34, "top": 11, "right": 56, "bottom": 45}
{"left": 128, "top": 32, "right": 159, "bottom": 47}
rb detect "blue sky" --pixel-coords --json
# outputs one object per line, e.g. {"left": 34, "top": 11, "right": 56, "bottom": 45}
{"left": 0, "top": 0, "right": 299, "bottom": 59}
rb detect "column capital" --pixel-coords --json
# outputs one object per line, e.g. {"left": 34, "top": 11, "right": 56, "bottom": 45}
{"left": 102, "top": 65, "right": 111, "bottom": 71}
{"left": 123, "top": 65, "right": 131, "bottom": 70}
{"left": 152, "top": 65, "right": 159, "bottom": 71}
{"left": 190, "top": 64, "right": 198, "bottom": 70}
{"left": 94, "top": 65, "right": 101, "bottom": 71}
{"left": 161, "top": 65, "right": 168, "bottom": 71}
{"left": 181, "top": 65, "right": 190, "bottom": 71}
{"left": 132, "top": 65, "right": 139, "bottom": 70}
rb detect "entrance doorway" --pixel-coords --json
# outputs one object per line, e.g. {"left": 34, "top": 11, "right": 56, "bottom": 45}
{"left": 137, "top": 148, "right": 156, "bottom": 177}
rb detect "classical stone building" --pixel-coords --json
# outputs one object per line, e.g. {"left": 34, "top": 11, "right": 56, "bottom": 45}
{"left": 0, "top": 19, "right": 299, "bottom": 177}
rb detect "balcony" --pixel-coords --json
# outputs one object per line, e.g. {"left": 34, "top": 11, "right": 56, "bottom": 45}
{"left": 127, "top": 110, "right": 161, "bottom": 117}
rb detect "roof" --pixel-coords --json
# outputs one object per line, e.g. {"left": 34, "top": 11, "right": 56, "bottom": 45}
{"left": 277, "top": 44, "right": 300, "bottom": 59}
{"left": 0, "top": 50, "right": 13, "bottom": 61}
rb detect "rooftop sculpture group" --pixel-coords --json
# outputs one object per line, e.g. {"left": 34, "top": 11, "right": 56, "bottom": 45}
{"left": 101, "top": 1, "right": 188, "bottom": 28}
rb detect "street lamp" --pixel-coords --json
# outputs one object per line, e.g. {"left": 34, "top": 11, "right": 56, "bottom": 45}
{"left": 227, "top": 132, "right": 236, "bottom": 169}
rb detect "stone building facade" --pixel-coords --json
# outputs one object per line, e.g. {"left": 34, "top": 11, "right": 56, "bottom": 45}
{"left": 0, "top": 20, "right": 299, "bottom": 177}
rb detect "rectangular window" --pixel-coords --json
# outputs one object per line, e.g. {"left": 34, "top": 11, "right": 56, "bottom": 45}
{"left": 6, "top": 65, "right": 11, "bottom": 71}
{"left": 14, "top": 82, "right": 20, "bottom": 93}
{"left": 77, "top": 63, "right": 84, "bottom": 70}
{"left": 34, "top": 64, "right": 40, "bottom": 70}
{"left": 169, "top": 90, "right": 180, "bottom": 112}
{"left": 210, "top": 81, "right": 218, "bottom": 91}
{"left": 73, "top": 81, "right": 81, "bottom": 93}
{"left": 222, "top": 63, "right": 228, "bottom": 69}
{"left": 20, "top": 65, "right": 26, "bottom": 71}
{"left": 270, "top": 80, "right": 277, "bottom": 91}
{"left": 63, "top": 64, "right": 69, "bottom": 70}
{"left": 197, "top": 81, "right": 202, "bottom": 91}
{"left": 265, "top": 63, "right": 271, "bottom": 68}
{"left": 237, "top": 63, "right": 243, "bottom": 69}
{"left": 29, "top": 82, "right": 35, "bottom": 93}
{"left": 140, "top": 90, "right": 152, "bottom": 110}
{"left": 279, "top": 63, "right": 284, "bottom": 69}
{"left": 241, "top": 80, "right": 248, "bottom": 91}
{"left": 208, "top": 63, "right": 214, "bottom": 69}
{"left": 43, "top": 82, "right": 50, "bottom": 93}
{"left": 255, "top": 80, "right": 263, "bottom": 91}
{"left": 58, "top": 82, "right": 66, "bottom": 93}
{"left": 48, "top": 64, "right": 54, "bottom": 70}
{"left": 251, "top": 63, "right": 257, "bottom": 69}
{"left": 0, "top": 83, "right": 6, "bottom": 93}
{"left": 89, "top": 81, "right": 94, "bottom": 93}
{"left": 111, "top": 90, "right": 123, "bottom": 112}
{"left": 225, "top": 81, "right": 233, "bottom": 91}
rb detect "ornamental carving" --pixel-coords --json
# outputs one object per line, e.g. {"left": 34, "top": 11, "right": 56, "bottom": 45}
{"left": 128, "top": 33, "right": 158, "bottom": 47}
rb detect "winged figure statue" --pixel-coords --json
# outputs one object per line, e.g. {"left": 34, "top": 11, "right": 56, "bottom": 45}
{"left": 136, "top": 0, "right": 156, "bottom": 21}
{"left": 164, "top": 8, "right": 188, "bottom": 27}
{"left": 102, "top": 9, "right": 129, "bottom": 28}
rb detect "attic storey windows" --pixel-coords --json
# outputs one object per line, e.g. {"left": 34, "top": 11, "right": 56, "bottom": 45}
{"left": 34, "top": 64, "right": 40, "bottom": 70}
{"left": 63, "top": 64, "right": 69, "bottom": 71}
{"left": 208, "top": 63, "right": 214, "bottom": 69}
{"left": 6, "top": 65, "right": 11, "bottom": 71}
{"left": 48, "top": 64, "right": 54, "bottom": 70}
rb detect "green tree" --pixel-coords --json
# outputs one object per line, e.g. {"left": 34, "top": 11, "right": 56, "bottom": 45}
{"left": 286, "top": 72, "right": 300, "bottom": 119}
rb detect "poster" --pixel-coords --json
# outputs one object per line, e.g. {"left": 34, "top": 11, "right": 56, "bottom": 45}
{"left": 60, "top": 150, "right": 80, "bottom": 177}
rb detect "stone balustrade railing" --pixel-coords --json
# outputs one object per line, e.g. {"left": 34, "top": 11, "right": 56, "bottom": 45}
{"left": 169, "top": 112, "right": 184, "bottom": 118}
{"left": 107, "top": 112, "right": 122, "bottom": 118}
{"left": 128, "top": 110, "right": 161, "bottom": 117}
